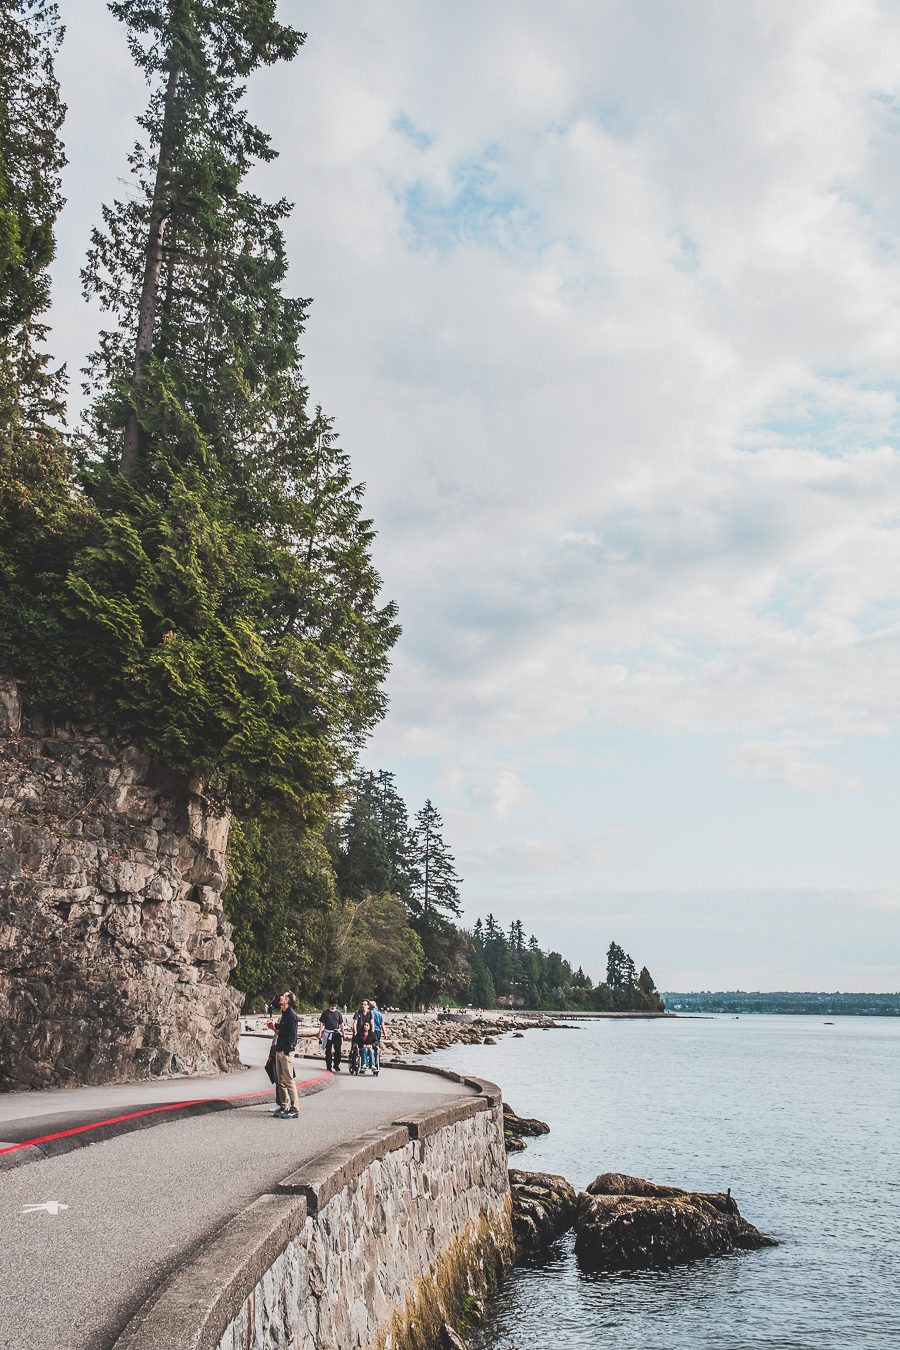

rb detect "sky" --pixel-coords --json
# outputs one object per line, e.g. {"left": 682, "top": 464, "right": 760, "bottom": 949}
{"left": 47, "top": 0, "right": 900, "bottom": 991}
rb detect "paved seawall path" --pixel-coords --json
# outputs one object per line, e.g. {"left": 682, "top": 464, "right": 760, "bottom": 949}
{"left": 0, "top": 1036, "right": 475, "bottom": 1350}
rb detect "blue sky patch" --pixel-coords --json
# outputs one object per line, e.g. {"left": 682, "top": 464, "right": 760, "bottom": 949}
{"left": 396, "top": 149, "right": 536, "bottom": 254}
{"left": 392, "top": 112, "right": 433, "bottom": 149}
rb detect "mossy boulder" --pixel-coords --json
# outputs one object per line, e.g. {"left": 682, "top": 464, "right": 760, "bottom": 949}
{"left": 509, "top": 1169, "right": 577, "bottom": 1258}
{"left": 574, "top": 1173, "right": 776, "bottom": 1272}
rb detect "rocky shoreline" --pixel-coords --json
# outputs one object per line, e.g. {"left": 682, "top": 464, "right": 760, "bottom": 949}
{"left": 239, "top": 1007, "right": 774, "bottom": 1347}
{"left": 241, "top": 1009, "right": 573, "bottom": 1061}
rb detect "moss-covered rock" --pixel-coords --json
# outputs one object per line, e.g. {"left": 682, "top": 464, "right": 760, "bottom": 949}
{"left": 509, "top": 1169, "right": 577, "bottom": 1258}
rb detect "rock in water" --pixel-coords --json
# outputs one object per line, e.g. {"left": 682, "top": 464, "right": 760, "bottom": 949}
{"left": 503, "top": 1101, "right": 551, "bottom": 1153}
{"left": 509, "top": 1169, "right": 577, "bottom": 1258}
{"left": 574, "top": 1173, "right": 776, "bottom": 1271}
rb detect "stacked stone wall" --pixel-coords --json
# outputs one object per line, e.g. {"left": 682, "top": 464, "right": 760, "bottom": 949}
{"left": 114, "top": 1081, "right": 513, "bottom": 1350}
{"left": 0, "top": 677, "right": 241, "bottom": 1089}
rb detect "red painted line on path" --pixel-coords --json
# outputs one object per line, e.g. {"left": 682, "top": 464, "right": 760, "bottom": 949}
{"left": 0, "top": 1073, "right": 330, "bottom": 1156}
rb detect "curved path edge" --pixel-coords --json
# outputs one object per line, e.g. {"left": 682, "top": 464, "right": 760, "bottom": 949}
{"left": 0, "top": 1073, "right": 332, "bottom": 1172}
{"left": 112, "top": 1067, "right": 507, "bottom": 1350}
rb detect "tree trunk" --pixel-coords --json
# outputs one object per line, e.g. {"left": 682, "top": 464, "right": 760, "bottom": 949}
{"left": 120, "top": 60, "right": 182, "bottom": 478}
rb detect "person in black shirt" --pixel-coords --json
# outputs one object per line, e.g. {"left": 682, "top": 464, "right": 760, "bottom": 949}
{"left": 319, "top": 999, "right": 344, "bottom": 1072}
{"left": 270, "top": 990, "right": 299, "bottom": 1118}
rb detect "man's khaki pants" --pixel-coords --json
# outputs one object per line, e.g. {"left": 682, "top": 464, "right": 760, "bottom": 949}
{"left": 276, "top": 1051, "right": 299, "bottom": 1112}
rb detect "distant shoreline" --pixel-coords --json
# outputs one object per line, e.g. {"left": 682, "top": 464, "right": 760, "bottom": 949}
{"left": 663, "top": 991, "right": 900, "bottom": 1016}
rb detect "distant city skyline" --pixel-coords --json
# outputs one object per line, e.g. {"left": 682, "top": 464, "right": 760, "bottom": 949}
{"left": 49, "top": 1, "right": 900, "bottom": 990}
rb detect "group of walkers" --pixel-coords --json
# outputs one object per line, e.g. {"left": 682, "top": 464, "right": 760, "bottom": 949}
{"left": 317, "top": 996, "right": 383, "bottom": 1074}
{"left": 265, "top": 993, "right": 384, "bottom": 1120}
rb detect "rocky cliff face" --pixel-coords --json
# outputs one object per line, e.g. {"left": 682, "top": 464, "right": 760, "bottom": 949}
{"left": 0, "top": 678, "right": 242, "bottom": 1090}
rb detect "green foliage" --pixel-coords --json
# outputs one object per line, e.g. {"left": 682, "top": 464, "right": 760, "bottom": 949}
{"left": 0, "top": 0, "right": 66, "bottom": 440}
{"left": 2, "top": 0, "right": 398, "bottom": 817}
{"left": 329, "top": 892, "right": 424, "bottom": 1009}
{"left": 331, "top": 769, "right": 412, "bottom": 901}
{"left": 466, "top": 921, "right": 664, "bottom": 1012}
{"left": 225, "top": 812, "right": 338, "bottom": 1008}
{"left": 0, "top": 2, "right": 88, "bottom": 702}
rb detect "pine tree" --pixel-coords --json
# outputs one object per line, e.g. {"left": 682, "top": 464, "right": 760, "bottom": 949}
{"left": 333, "top": 772, "right": 393, "bottom": 901}
{"left": 482, "top": 913, "right": 511, "bottom": 993}
{"left": 81, "top": 0, "right": 304, "bottom": 478}
{"left": 408, "top": 799, "right": 461, "bottom": 923}
{"left": 372, "top": 769, "right": 415, "bottom": 903}
{"left": 606, "top": 941, "right": 627, "bottom": 990}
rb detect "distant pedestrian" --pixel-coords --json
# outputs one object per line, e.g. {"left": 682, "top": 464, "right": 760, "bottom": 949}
{"left": 319, "top": 998, "right": 344, "bottom": 1072}
{"left": 270, "top": 991, "right": 299, "bottom": 1119}
{"left": 369, "top": 999, "right": 384, "bottom": 1074}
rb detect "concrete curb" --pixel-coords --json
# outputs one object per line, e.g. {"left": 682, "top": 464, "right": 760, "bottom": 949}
{"left": 393, "top": 1094, "right": 489, "bottom": 1140}
{"left": 0, "top": 1075, "right": 331, "bottom": 1173}
{"left": 114, "top": 1193, "right": 309, "bottom": 1350}
{"left": 111, "top": 1067, "right": 502, "bottom": 1350}
{"left": 277, "top": 1121, "right": 412, "bottom": 1214}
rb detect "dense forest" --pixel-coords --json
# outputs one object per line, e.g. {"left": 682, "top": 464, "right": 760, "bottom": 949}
{"left": 227, "top": 767, "right": 664, "bottom": 1013}
{"left": 0, "top": 0, "right": 664, "bottom": 1016}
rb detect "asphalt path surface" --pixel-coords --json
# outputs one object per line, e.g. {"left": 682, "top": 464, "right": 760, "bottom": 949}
{"left": 0, "top": 1029, "right": 302, "bottom": 1141}
{"left": 0, "top": 1046, "right": 470, "bottom": 1350}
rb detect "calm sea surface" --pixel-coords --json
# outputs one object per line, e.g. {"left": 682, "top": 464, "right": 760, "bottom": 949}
{"left": 420, "top": 1015, "right": 899, "bottom": 1350}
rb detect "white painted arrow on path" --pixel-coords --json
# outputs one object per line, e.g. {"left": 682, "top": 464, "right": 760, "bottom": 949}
{"left": 22, "top": 1201, "right": 69, "bottom": 1215}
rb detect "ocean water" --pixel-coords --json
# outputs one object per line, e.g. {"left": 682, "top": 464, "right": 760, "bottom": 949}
{"left": 420, "top": 1015, "right": 900, "bottom": 1350}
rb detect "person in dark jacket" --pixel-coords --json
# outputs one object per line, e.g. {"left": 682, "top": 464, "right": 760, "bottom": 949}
{"left": 271, "top": 991, "right": 299, "bottom": 1118}
{"left": 319, "top": 999, "right": 344, "bottom": 1072}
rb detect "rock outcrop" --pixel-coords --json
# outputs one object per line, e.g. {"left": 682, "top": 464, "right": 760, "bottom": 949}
{"left": 0, "top": 678, "right": 242, "bottom": 1089}
{"left": 574, "top": 1173, "right": 776, "bottom": 1271}
{"left": 509, "top": 1168, "right": 577, "bottom": 1257}
{"left": 503, "top": 1101, "right": 551, "bottom": 1153}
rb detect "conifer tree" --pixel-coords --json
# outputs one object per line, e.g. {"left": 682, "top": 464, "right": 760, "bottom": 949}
{"left": 373, "top": 769, "right": 415, "bottom": 904}
{"left": 333, "top": 771, "right": 393, "bottom": 901}
{"left": 408, "top": 799, "right": 461, "bottom": 923}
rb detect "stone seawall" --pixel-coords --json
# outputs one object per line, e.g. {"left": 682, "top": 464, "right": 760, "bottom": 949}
{"left": 0, "top": 677, "right": 241, "bottom": 1089}
{"left": 114, "top": 1074, "right": 512, "bottom": 1350}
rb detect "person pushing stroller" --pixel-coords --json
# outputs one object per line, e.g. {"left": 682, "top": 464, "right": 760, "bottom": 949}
{"left": 352, "top": 1000, "right": 378, "bottom": 1076}
{"left": 318, "top": 998, "right": 344, "bottom": 1072}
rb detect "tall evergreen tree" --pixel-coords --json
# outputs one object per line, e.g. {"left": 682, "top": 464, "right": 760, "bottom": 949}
{"left": 82, "top": 0, "right": 304, "bottom": 478}
{"left": 606, "top": 941, "right": 627, "bottom": 991}
{"left": 332, "top": 770, "right": 392, "bottom": 901}
{"left": 408, "top": 799, "right": 461, "bottom": 923}
{"left": 373, "top": 769, "right": 415, "bottom": 903}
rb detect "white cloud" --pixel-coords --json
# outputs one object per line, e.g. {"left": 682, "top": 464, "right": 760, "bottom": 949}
{"left": 47, "top": 0, "right": 900, "bottom": 983}
{"left": 729, "top": 739, "right": 862, "bottom": 793}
